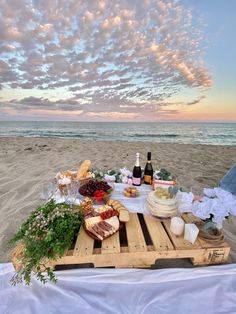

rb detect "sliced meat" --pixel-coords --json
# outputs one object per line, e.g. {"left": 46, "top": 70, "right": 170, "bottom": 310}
{"left": 88, "top": 226, "right": 103, "bottom": 241}
{"left": 92, "top": 211, "right": 100, "bottom": 217}
{"left": 98, "top": 221, "right": 112, "bottom": 232}
{"left": 97, "top": 222, "right": 110, "bottom": 237}
{"left": 93, "top": 224, "right": 106, "bottom": 238}
{"left": 101, "top": 221, "right": 115, "bottom": 235}
{"left": 102, "top": 221, "right": 114, "bottom": 230}
{"left": 85, "top": 211, "right": 100, "bottom": 219}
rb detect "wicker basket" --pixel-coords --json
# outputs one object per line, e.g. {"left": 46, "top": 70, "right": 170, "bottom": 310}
{"left": 11, "top": 242, "right": 25, "bottom": 270}
{"left": 76, "top": 177, "right": 93, "bottom": 186}
{"left": 69, "top": 171, "right": 93, "bottom": 187}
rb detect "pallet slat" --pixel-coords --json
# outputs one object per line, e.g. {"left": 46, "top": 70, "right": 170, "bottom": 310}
{"left": 143, "top": 214, "right": 174, "bottom": 251}
{"left": 73, "top": 226, "right": 94, "bottom": 256}
{"left": 125, "top": 213, "right": 147, "bottom": 252}
{"left": 101, "top": 231, "right": 120, "bottom": 254}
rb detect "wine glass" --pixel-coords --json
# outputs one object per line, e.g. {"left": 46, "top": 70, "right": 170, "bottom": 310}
{"left": 40, "top": 180, "right": 57, "bottom": 202}
{"left": 64, "top": 181, "right": 80, "bottom": 208}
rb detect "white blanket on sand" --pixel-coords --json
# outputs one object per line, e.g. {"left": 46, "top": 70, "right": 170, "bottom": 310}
{"left": 2, "top": 184, "right": 236, "bottom": 313}
{"left": 1, "top": 263, "right": 236, "bottom": 314}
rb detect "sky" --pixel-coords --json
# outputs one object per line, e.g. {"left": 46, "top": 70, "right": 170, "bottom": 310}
{"left": 0, "top": 0, "right": 235, "bottom": 122}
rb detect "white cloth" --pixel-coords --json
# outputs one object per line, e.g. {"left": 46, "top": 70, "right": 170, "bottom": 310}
{"left": 111, "top": 183, "right": 152, "bottom": 214}
{"left": 53, "top": 183, "right": 153, "bottom": 213}
{"left": 176, "top": 188, "right": 236, "bottom": 228}
{"left": 1, "top": 263, "right": 236, "bottom": 314}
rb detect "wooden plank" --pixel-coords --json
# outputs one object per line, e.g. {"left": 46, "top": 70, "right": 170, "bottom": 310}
{"left": 125, "top": 213, "right": 147, "bottom": 252}
{"left": 143, "top": 214, "right": 174, "bottom": 251}
{"left": 73, "top": 226, "right": 94, "bottom": 256}
{"left": 191, "top": 247, "right": 230, "bottom": 265}
{"left": 182, "top": 213, "right": 229, "bottom": 249}
{"left": 101, "top": 231, "right": 120, "bottom": 254}
{"left": 162, "top": 219, "right": 202, "bottom": 249}
{"left": 54, "top": 248, "right": 208, "bottom": 268}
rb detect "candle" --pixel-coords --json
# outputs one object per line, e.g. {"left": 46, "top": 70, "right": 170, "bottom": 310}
{"left": 184, "top": 224, "right": 199, "bottom": 244}
{"left": 170, "top": 217, "right": 185, "bottom": 236}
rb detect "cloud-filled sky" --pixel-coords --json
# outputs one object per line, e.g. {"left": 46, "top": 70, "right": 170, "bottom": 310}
{"left": 0, "top": 0, "right": 235, "bottom": 121}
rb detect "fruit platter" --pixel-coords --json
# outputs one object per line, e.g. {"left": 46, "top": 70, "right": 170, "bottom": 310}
{"left": 79, "top": 179, "right": 114, "bottom": 204}
{"left": 81, "top": 198, "right": 130, "bottom": 241}
{"left": 123, "top": 186, "right": 139, "bottom": 198}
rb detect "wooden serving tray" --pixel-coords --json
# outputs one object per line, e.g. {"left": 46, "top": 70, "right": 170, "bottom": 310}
{"left": 47, "top": 213, "right": 230, "bottom": 270}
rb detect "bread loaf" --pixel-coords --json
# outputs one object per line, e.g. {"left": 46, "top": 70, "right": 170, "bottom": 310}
{"left": 76, "top": 160, "right": 91, "bottom": 179}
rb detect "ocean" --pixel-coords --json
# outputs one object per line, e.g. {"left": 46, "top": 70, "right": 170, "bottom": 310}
{"left": 0, "top": 121, "right": 235, "bottom": 145}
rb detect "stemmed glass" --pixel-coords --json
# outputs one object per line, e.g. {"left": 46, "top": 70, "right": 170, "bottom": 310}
{"left": 40, "top": 180, "right": 57, "bottom": 203}
{"left": 64, "top": 181, "right": 80, "bottom": 208}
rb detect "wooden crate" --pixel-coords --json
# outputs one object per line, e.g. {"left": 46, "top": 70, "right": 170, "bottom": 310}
{"left": 50, "top": 213, "right": 230, "bottom": 269}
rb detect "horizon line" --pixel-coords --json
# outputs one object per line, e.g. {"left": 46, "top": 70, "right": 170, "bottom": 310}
{"left": 1, "top": 119, "right": 236, "bottom": 124}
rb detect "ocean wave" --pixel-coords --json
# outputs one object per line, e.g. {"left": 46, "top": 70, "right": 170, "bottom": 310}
{"left": 0, "top": 122, "right": 235, "bottom": 145}
{"left": 210, "top": 134, "right": 235, "bottom": 138}
{"left": 131, "top": 133, "right": 179, "bottom": 138}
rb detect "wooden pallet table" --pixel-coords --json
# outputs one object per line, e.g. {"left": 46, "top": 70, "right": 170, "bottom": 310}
{"left": 50, "top": 213, "right": 230, "bottom": 270}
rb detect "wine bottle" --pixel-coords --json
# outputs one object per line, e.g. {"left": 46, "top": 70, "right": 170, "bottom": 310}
{"left": 132, "top": 153, "right": 141, "bottom": 186}
{"left": 144, "top": 152, "right": 153, "bottom": 185}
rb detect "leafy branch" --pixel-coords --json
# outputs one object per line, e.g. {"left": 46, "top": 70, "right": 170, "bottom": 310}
{"left": 9, "top": 200, "right": 84, "bottom": 285}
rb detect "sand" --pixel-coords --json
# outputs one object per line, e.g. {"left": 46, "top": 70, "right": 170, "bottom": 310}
{"left": 0, "top": 137, "right": 236, "bottom": 264}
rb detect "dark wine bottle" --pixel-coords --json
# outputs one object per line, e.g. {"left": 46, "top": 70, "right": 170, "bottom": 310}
{"left": 132, "top": 153, "right": 141, "bottom": 186}
{"left": 144, "top": 152, "right": 153, "bottom": 185}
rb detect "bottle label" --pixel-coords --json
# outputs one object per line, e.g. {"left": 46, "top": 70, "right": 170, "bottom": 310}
{"left": 132, "top": 177, "right": 141, "bottom": 185}
{"left": 144, "top": 175, "right": 152, "bottom": 184}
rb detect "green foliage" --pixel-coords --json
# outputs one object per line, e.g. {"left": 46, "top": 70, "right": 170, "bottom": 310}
{"left": 156, "top": 168, "right": 173, "bottom": 181}
{"left": 9, "top": 200, "right": 84, "bottom": 285}
{"left": 91, "top": 168, "right": 122, "bottom": 182}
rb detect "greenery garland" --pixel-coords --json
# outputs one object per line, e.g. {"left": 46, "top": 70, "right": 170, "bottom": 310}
{"left": 9, "top": 200, "right": 84, "bottom": 285}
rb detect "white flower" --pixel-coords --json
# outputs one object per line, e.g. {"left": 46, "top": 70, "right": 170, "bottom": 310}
{"left": 58, "top": 177, "right": 71, "bottom": 185}
{"left": 122, "top": 176, "right": 128, "bottom": 184}
{"left": 120, "top": 167, "right": 132, "bottom": 177}
{"left": 186, "top": 187, "right": 236, "bottom": 228}
{"left": 192, "top": 201, "right": 211, "bottom": 220}
{"left": 104, "top": 174, "right": 116, "bottom": 182}
{"left": 176, "top": 191, "right": 194, "bottom": 205}
{"left": 203, "top": 188, "right": 217, "bottom": 198}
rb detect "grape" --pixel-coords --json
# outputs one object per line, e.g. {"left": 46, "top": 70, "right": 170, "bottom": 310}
{"left": 79, "top": 180, "right": 112, "bottom": 196}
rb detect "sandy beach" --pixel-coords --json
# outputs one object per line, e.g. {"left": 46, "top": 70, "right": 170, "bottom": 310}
{"left": 0, "top": 137, "right": 236, "bottom": 264}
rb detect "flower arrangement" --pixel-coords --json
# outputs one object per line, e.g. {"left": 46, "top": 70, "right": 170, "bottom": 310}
{"left": 91, "top": 167, "right": 175, "bottom": 185}
{"left": 119, "top": 167, "right": 133, "bottom": 184}
{"left": 91, "top": 168, "right": 130, "bottom": 183}
{"left": 9, "top": 200, "right": 84, "bottom": 285}
{"left": 177, "top": 187, "right": 236, "bottom": 228}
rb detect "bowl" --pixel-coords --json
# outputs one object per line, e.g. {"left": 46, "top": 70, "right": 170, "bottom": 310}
{"left": 123, "top": 186, "right": 139, "bottom": 198}
{"left": 78, "top": 179, "right": 114, "bottom": 204}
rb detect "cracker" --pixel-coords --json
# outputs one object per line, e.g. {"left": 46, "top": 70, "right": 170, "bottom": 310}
{"left": 119, "top": 209, "right": 129, "bottom": 222}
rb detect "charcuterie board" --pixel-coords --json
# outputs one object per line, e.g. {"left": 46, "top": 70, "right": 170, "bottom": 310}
{"left": 84, "top": 208, "right": 121, "bottom": 241}
{"left": 83, "top": 199, "right": 130, "bottom": 241}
